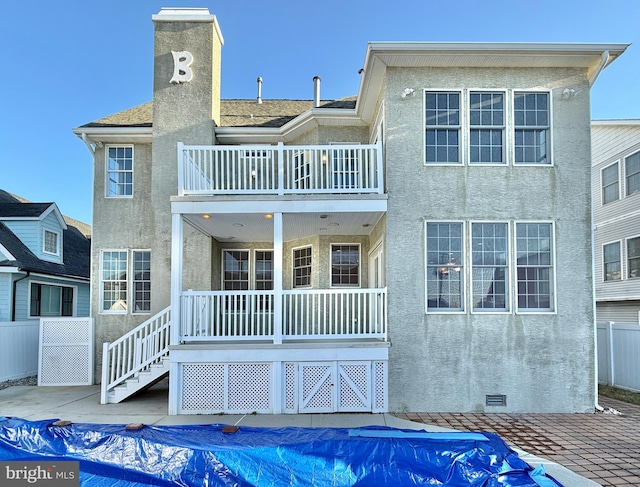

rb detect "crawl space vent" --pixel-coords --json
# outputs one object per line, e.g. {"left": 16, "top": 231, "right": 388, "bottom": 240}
{"left": 486, "top": 394, "right": 507, "bottom": 407}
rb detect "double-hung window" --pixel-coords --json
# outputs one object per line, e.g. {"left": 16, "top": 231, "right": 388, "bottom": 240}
{"left": 603, "top": 242, "right": 621, "bottom": 281}
{"left": 625, "top": 152, "right": 640, "bottom": 196}
{"left": 132, "top": 251, "right": 151, "bottom": 313}
{"left": 106, "top": 146, "right": 133, "bottom": 197}
{"left": 514, "top": 92, "right": 550, "bottom": 165}
{"left": 515, "top": 223, "right": 554, "bottom": 311}
{"left": 471, "top": 223, "right": 509, "bottom": 311}
{"left": 101, "top": 251, "right": 128, "bottom": 312}
{"left": 331, "top": 244, "right": 360, "bottom": 287}
{"left": 602, "top": 162, "right": 620, "bottom": 204}
{"left": 628, "top": 237, "right": 640, "bottom": 279}
{"left": 469, "top": 92, "right": 504, "bottom": 164}
{"left": 223, "top": 250, "right": 250, "bottom": 291}
{"left": 426, "top": 223, "right": 464, "bottom": 311}
{"left": 30, "top": 283, "right": 73, "bottom": 317}
{"left": 425, "top": 92, "right": 461, "bottom": 164}
{"left": 293, "top": 246, "right": 312, "bottom": 288}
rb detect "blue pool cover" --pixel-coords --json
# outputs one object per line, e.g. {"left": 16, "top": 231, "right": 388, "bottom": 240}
{"left": 0, "top": 417, "right": 563, "bottom": 486}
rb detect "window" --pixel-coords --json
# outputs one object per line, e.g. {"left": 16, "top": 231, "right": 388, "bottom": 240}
{"left": 471, "top": 223, "right": 508, "bottom": 311}
{"left": 602, "top": 162, "right": 620, "bottom": 204}
{"left": 43, "top": 229, "right": 60, "bottom": 256}
{"left": 106, "top": 146, "right": 133, "bottom": 197}
{"left": 101, "top": 251, "right": 128, "bottom": 312}
{"left": 331, "top": 244, "right": 360, "bottom": 287}
{"left": 30, "top": 283, "right": 73, "bottom": 317}
{"left": 293, "top": 246, "right": 312, "bottom": 288}
{"left": 223, "top": 250, "right": 249, "bottom": 290}
{"left": 603, "top": 242, "right": 621, "bottom": 281}
{"left": 425, "top": 92, "right": 461, "bottom": 164}
{"left": 133, "top": 251, "right": 151, "bottom": 313}
{"left": 426, "top": 223, "right": 464, "bottom": 311}
{"left": 469, "top": 92, "right": 504, "bottom": 164}
{"left": 514, "top": 92, "right": 550, "bottom": 165}
{"left": 626, "top": 152, "right": 640, "bottom": 196}
{"left": 255, "top": 251, "right": 273, "bottom": 290}
{"left": 516, "top": 223, "right": 554, "bottom": 311}
{"left": 628, "top": 237, "right": 640, "bottom": 279}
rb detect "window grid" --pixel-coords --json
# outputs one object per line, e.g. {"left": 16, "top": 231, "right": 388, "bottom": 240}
{"left": 625, "top": 152, "right": 640, "bottom": 197}
{"left": 602, "top": 162, "right": 620, "bottom": 204}
{"left": 426, "top": 223, "right": 464, "bottom": 311}
{"left": 107, "top": 146, "right": 133, "bottom": 197}
{"left": 628, "top": 237, "right": 640, "bottom": 279}
{"left": 223, "top": 250, "right": 250, "bottom": 291}
{"left": 516, "top": 223, "right": 554, "bottom": 311}
{"left": 471, "top": 223, "right": 509, "bottom": 311}
{"left": 469, "top": 92, "right": 504, "bottom": 164}
{"left": 293, "top": 246, "right": 312, "bottom": 288}
{"left": 514, "top": 92, "right": 550, "bottom": 165}
{"left": 43, "top": 230, "right": 59, "bottom": 255}
{"left": 603, "top": 242, "right": 621, "bottom": 282}
{"left": 133, "top": 251, "right": 151, "bottom": 313}
{"left": 254, "top": 250, "right": 274, "bottom": 291}
{"left": 425, "top": 92, "right": 461, "bottom": 164}
{"left": 101, "top": 251, "right": 128, "bottom": 312}
{"left": 331, "top": 244, "right": 360, "bottom": 287}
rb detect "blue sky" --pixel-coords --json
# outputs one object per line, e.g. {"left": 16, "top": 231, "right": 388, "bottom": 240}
{"left": 1, "top": 0, "right": 638, "bottom": 224}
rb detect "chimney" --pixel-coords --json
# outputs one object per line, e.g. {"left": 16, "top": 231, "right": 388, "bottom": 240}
{"left": 313, "top": 76, "right": 321, "bottom": 108}
{"left": 257, "top": 77, "right": 263, "bottom": 104}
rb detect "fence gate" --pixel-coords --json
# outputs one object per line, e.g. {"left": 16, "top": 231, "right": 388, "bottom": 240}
{"left": 38, "top": 317, "right": 94, "bottom": 386}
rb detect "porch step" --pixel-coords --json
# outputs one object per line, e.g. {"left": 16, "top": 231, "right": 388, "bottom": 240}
{"left": 107, "top": 357, "right": 169, "bottom": 404}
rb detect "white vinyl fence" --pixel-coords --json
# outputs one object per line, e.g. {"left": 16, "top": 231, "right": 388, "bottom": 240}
{"left": 597, "top": 322, "right": 640, "bottom": 392}
{"left": 0, "top": 321, "right": 39, "bottom": 381}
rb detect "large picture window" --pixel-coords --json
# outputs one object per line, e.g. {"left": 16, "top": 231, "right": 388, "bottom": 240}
{"left": 425, "top": 92, "right": 461, "bottom": 164}
{"left": 516, "top": 223, "right": 554, "bottom": 311}
{"left": 426, "top": 223, "right": 464, "bottom": 311}
{"left": 514, "top": 92, "right": 550, "bottom": 165}
{"left": 106, "top": 146, "right": 133, "bottom": 197}
{"left": 471, "top": 223, "right": 508, "bottom": 311}
{"left": 30, "top": 283, "right": 73, "bottom": 317}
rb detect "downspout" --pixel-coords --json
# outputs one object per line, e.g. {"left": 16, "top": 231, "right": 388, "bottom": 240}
{"left": 591, "top": 219, "right": 603, "bottom": 412}
{"left": 80, "top": 132, "right": 101, "bottom": 155}
{"left": 588, "top": 50, "right": 610, "bottom": 87}
{"left": 11, "top": 271, "right": 30, "bottom": 321}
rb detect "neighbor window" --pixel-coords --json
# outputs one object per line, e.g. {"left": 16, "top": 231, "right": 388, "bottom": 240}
{"left": 106, "top": 146, "right": 133, "bottom": 197}
{"left": 469, "top": 92, "right": 504, "bottom": 164}
{"left": 626, "top": 152, "right": 640, "bottom": 196}
{"left": 471, "top": 223, "right": 508, "bottom": 311}
{"left": 132, "top": 251, "right": 151, "bottom": 313}
{"left": 101, "top": 251, "right": 128, "bottom": 312}
{"left": 426, "top": 222, "right": 464, "bottom": 311}
{"left": 43, "top": 229, "right": 60, "bottom": 255}
{"left": 425, "top": 92, "right": 461, "bottom": 164}
{"left": 628, "top": 237, "right": 640, "bottom": 279}
{"left": 515, "top": 223, "right": 554, "bottom": 311}
{"left": 331, "top": 244, "right": 360, "bottom": 287}
{"left": 602, "top": 162, "right": 620, "bottom": 204}
{"left": 30, "top": 283, "right": 73, "bottom": 317}
{"left": 603, "top": 242, "right": 621, "bottom": 281}
{"left": 514, "top": 92, "right": 550, "bottom": 165}
{"left": 223, "top": 250, "right": 249, "bottom": 290}
{"left": 293, "top": 246, "right": 312, "bottom": 288}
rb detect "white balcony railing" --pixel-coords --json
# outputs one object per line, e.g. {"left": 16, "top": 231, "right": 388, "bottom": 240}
{"left": 179, "top": 288, "right": 387, "bottom": 342}
{"left": 178, "top": 142, "right": 383, "bottom": 196}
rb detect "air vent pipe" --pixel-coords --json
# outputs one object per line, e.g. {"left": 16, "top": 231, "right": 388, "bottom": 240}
{"left": 313, "top": 76, "right": 321, "bottom": 108}
{"left": 257, "top": 77, "right": 263, "bottom": 104}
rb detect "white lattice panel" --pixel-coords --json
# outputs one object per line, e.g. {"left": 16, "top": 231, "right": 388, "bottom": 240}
{"left": 300, "top": 363, "right": 334, "bottom": 412}
{"left": 338, "top": 363, "right": 370, "bottom": 411}
{"left": 373, "top": 361, "right": 388, "bottom": 412}
{"left": 284, "top": 363, "right": 298, "bottom": 412}
{"left": 181, "top": 364, "right": 224, "bottom": 412}
{"left": 38, "top": 318, "right": 93, "bottom": 386}
{"left": 228, "top": 363, "right": 271, "bottom": 412}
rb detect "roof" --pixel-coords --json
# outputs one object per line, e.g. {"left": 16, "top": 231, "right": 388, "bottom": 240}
{"left": 0, "top": 203, "right": 54, "bottom": 219}
{"left": 79, "top": 98, "right": 357, "bottom": 129}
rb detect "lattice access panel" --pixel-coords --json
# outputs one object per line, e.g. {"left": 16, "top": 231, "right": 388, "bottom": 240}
{"left": 38, "top": 318, "right": 94, "bottom": 386}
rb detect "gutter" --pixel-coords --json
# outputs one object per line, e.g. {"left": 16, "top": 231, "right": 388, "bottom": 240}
{"left": 588, "top": 50, "right": 610, "bottom": 87}
{"left": 11, "top": 271, "right": 29, "bottom": 321}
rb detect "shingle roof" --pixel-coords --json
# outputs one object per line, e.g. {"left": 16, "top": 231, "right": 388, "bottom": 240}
{"left": 79, "top": 97, "right": 357, "bottom": 129}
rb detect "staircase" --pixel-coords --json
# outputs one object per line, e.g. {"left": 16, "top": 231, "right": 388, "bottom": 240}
{"left": 100, "top": 306, "right": 171, "bottom": 404}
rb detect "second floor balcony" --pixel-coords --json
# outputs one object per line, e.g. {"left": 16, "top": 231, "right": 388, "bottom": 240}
{"left": 178, "top": 142, "right": 383, "bottom": 196}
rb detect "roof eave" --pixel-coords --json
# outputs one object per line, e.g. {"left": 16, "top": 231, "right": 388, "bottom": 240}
{"left": 72, "top": 126, "right": 153, "bottom": 145}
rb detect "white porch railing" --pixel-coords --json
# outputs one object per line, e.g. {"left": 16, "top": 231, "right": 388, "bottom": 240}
{"left": 100, "top": 306, "right": 171, "bottom": 404}
{"left": 178, "top": 142, "right": 383, "bottom": 196}
{"left": 179, "top": 288, "right": 387, "bottom": 342}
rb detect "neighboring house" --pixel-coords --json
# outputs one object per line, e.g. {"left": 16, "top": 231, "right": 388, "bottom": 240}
{"left": 591, "top": 120, "right": 640, "bottom": 324}
{"left": 73, "top": 8, "right": 627, "bottom": 414}
{"left": 0, "top": 190, "right": 91, "bottom": 322}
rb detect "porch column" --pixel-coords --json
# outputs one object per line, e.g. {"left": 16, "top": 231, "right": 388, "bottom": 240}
{"left": 273, "top": 212, "right": 283, "bottom": 344}
{"left": 170, "top": 213, "right": 183, "bottom": 346}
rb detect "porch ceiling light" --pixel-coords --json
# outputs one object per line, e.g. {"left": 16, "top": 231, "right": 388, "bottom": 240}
{"left": 264, "top": 214, "right": 273, "bottom": 219}
{"left": 202, "top": 214, "right": 211, "bottom": 219}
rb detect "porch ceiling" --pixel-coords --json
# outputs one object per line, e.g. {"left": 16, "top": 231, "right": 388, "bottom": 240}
{"left": 184, "top": 211, "right": 384, "bottom": 243}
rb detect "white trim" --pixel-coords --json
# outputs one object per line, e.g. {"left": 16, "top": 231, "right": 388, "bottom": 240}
{"left": 601, "top": 160, "right": 621, "bottom": 206}
{"left": 26, "top": 272, "right": 89, "bottom": 284}
{"left": 0, "top": 243, "right": 16, "bottom": 261}
{"left": 625, "top": 234, "right": 640, "bottom": 280}
{"left": 42, "top": 228, "right": 61, "bottom": 257}
{"left": 602, "top": 240, "right": 622, "bottom": 283}
{"left": 423, "top": 89, "right": 464, "bottom": 166}
{"left": 221, "top": 249, "right": 251, "bottom": 290}
{"left": 329, "top": 243, "right": 362, "bottom": 289}
{"left": 131, "top": 249, "right": 152, "bottom": 315}
{"left": 512, "top": 89, "right": 553, "bottom": 167}
{"left": 467, "top": 89, "right": 508, "bottom": 166}
{"left": 105, "top": 144, "right": 135, "bottom": 199}
{"left": 624, "top": 150, "right": 640, "bottom": 198}
{"left": 291, "top": 244, "right": 313, "bottom": 289}
{"left": 99, "top": 249, "right": 128, "bottom": 315}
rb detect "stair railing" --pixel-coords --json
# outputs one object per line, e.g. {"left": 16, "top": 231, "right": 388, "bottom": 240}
{"left": 100, "top": 306, "right": 171, "bottom": 404}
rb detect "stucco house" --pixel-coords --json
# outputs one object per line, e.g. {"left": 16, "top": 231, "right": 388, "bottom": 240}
{"left": 591, "top": 120, "right": 640, "bottom": 324}
{"left": 73, "top": 8, "right": 627, "bottom": 414}
{"left": 0, "top": 190, "right": 91, "bottom": 323}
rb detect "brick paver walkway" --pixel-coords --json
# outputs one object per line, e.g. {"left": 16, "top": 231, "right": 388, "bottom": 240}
{"left": 394, "top": 396, "right": 640, "bottom": 486}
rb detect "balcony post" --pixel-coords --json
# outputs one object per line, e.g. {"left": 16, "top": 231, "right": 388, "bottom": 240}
{"left": 170, "top": 213, "right": 183, "bottom": 345}
{"left": 376, "top": 139, "right": 384, "bottom": 194}
{"left": 177, "top": 142, "right": 185, "bottom": 196}
{"left": 277, "top": 142, "right": 285, "bottom": 195}
{"left": 273, "top": 212, "right": 283, "bottom": 344}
